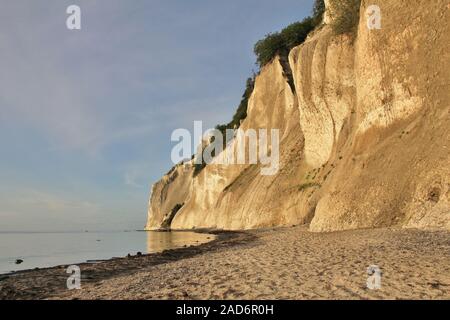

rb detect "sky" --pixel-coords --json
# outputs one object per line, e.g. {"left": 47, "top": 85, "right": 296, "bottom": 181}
{"left": 0, "top": 0, "right": 313, "bottom": 232}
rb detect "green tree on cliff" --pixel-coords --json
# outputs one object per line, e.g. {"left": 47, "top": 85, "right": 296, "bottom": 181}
{"left": 254, "top": 0, "right": 326, "bottom": 68}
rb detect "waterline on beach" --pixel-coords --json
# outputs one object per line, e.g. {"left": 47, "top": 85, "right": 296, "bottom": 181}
{"left": 0, "top": 230, "right": 215, "bottom": 274}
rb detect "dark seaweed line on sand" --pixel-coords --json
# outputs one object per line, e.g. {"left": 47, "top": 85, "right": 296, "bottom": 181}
{"left": 0, "top": 230, "right": 258, "bottom": 300}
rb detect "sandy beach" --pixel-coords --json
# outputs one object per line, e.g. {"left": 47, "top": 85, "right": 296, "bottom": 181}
{"left": 1, "top": 226, "right": 449, "bottom": 300}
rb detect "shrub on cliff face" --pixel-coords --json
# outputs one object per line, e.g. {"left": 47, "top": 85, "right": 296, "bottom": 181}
{"left": 254, "top": 18, "right": 316, "bottom": 68}
{"left": 230, "top": 76, "right": 256, "bottom": 128}
{"left": 216, "top": 76, "right": 256, "bottom": 135}
{"left": 254, "top": 33, "right": 286, "bottom": 68}
{"left": 254, "top": 0, "right": 325, "bottom": 68}
{"left": 254, "top": 20, "right": 310, "bottom": 68}
{"left": 312, "top": 0, "right": 326, "bottom": 25}
{"left": 195, "top": 1, "right": 326, "bottom": 175}
{"left": 193, "top": 76, "right": 256, "bottom": 177}
{"left": 281, "top": 18, "right": 316, "bottom": 51}
{"left": 329, "top": 0, "right": 362, "bottom": 35}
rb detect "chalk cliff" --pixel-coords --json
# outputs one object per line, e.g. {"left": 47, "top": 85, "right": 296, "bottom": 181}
{"left": 146, "top": 0, "right": 450, "bottom": 232}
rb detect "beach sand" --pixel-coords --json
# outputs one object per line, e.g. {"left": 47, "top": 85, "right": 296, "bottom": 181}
{"left": 1, "top": 226, "right": 449, "bottom": 300}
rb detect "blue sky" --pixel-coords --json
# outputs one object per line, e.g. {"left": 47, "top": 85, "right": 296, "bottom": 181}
{"left": 0, "top": 0, "right": 313, "bottom": 231}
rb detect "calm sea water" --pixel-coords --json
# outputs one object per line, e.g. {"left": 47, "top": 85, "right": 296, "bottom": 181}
{"left": 0, "top": 230, "right": 215, "bottom": 274}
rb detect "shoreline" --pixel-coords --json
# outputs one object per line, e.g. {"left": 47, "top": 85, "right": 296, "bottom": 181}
{"left": 1, "top": 226, "right": 449, "bottom": 300}
{"left": 0, "top": 228, "right": 223, "bottom": 277}
{"left": 0, "top": 229, "right": 254, "bottom": 300}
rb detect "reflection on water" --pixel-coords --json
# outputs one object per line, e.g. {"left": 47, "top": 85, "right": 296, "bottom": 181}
{"left": 0, "top": 230, "right": 216, "bottom": 274}
{"left": 146, "top": 231, "right": 215, "bottom": 253}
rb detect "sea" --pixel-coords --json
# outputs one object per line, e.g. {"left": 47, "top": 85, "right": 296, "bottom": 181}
{"left": 0, "top": 230, "right": 215, "bottom": 274}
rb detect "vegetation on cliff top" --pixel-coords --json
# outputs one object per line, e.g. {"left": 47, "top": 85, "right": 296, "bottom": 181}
{"left": 220, "top": 0, "right": 326, "bottom": 130}
{"left": 254, "top": 0, "right": 325, "bottom": 68}
{"left": 193, "top": 76, "right": 256, "bottom": 177}
{"left": 329, "top": 0, "right": 362, "bottom": 36}
{"left": 192, "top": 0, "right": 362, "bottom": 178}
{"left": 253, "top": 0, "right": 363, "bottom": 67}
{"left": 216, "top": 76, "right": 256, "bottom": 135}
{"left": 193, "top": 0, "right": 326, "bottom": 177}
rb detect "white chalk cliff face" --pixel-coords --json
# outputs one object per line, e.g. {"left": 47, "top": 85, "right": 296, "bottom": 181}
{"left": 146, "top": 0, "right": 450, "bottom": 232}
